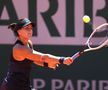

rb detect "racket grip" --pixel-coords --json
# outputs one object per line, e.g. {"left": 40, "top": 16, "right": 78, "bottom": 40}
{"left": 71, "top": 52, "right": 82, "bottom": 61}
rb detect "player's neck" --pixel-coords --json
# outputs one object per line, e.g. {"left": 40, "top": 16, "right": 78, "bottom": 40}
{"left": 18, "top": 37, "right": 28, "bottom": 45}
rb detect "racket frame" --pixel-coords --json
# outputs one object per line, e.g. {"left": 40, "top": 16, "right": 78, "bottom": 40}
{"left": 84, "top": 23, "right": 108, "bottom": 52}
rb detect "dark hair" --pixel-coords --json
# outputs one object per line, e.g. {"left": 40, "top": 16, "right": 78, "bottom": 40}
{"left": 8, "top": 23, "right": 18, "bottom": 36}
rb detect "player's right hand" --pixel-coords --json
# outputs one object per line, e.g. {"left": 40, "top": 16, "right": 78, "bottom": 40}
{"left": 63, "top": 57, "right": 73, "bottom": 65}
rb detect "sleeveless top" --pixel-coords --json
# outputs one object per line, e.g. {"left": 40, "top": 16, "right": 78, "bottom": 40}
{"left": 5, "top": 40, "right": 33, "bottom": 90}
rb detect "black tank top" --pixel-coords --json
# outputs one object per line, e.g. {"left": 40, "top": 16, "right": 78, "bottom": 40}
{"left": 5, "top": 40, "right": 33, "bottom": 89}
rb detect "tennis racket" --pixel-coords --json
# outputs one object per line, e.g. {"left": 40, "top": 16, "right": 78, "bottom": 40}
{"left": 71, "top": 23, "right": 108, "bottom": 61}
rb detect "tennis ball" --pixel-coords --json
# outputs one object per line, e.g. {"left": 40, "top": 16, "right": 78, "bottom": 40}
{"left": 82, "top": 15, "right": 90, "bottom": 23}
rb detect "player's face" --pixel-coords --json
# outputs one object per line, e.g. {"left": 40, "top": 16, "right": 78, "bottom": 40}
{"left": 17, "top": 24, "right": 33, "bottom": 40}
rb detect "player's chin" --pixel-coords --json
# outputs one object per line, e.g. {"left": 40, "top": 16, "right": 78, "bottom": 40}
{"left": 24, "top": 36, "right": 32, "bottom": 40}
{"left": 27, "top": 34, "right": 32, "bottom": 38}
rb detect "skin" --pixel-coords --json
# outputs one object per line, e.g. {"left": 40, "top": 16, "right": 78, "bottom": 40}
{"left": 13, "top": 24, "right": 73, "bottom": 69}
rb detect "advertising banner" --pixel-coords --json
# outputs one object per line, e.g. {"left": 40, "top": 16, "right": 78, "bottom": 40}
{"left": 0, "top": 0, "right": 108, "bottom": 90}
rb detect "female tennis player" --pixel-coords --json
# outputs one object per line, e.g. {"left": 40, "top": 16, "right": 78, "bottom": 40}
{"left": 0, "top": 18, "right": 73, "bottom": 90}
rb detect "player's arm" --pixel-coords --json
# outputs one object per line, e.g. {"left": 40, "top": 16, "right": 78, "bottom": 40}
{"left": 13, "top": 44, "right": 60, "bottom": 62}
{"left": 13, "top": 44, "right": 73, "bottom": 67}
{"left": 13, "top": 45, "right": 59, "bottom": 69}
{"left": 32, "top": 50, "right": 62, "bottom": 66}
{"left": 13, "top": 44, "right": 42, "bottom": 62}
{"left": 33, "top": 61, "right": 44, "bottom": 67}
{"left": 33, "top": 50, "right": 73, "bottom": 67}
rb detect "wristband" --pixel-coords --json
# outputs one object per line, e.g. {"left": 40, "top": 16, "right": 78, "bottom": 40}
{"left": 59, "top": 57, "right": 64, "bottom": 64}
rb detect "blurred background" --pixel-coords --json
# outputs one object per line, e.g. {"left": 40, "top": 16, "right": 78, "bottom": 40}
{"left": 0, "top": 0, "right": 108, "bottom": 90}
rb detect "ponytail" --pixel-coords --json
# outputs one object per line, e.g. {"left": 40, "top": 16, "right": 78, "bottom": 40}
{"left": 8, "top": 23, "right": 18, "bottom": 36}
{"left": 8, "top": 23, "right": 17, "bottom": 30}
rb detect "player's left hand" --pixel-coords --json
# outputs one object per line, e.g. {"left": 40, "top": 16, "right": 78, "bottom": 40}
{"left": 41, "top": 55, "right": 60, "bottom": 70}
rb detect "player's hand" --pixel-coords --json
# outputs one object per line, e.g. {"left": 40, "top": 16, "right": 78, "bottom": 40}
{"left": 43, "top": 62, "right": 59, "bottom": 70}
{"left": 47, "top": 63, "right": 59, "bottom": 70}
{"left": 63, "top": 57, "right": 73, "bottom": 65}
{"left": 41, "top": 55, "right": 59, "bottom": 70}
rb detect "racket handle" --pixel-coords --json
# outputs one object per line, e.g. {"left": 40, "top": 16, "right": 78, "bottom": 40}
{"left": 71, "top": 51, "right": 83, "bottom": 61}
{"left": 59, "top": 51, "right": 84, "bottom": 63}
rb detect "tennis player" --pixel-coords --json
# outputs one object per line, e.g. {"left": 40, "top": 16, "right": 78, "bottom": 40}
{"left": 0, "top": 18, "right": 73, "bottom": 90}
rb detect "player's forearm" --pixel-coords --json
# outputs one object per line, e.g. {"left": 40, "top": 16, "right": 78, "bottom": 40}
{"left": 33, "top": 50, "right": 73, "bottom": 65}
{"left": 33, "top": 51, "right": 73, "bottom": 69}
{"left": 33, "top": 50, "right": 60, "bottom": 63}
{"left": 41, "top": 54, "right": 61, "bottom": 64}
{"left": 33, "top": 61, "right": 44, "bottom": 67}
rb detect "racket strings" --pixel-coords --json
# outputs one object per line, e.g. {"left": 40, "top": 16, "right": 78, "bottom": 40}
{"left": 88, "top": 25, "right": 108, "bottom": 48}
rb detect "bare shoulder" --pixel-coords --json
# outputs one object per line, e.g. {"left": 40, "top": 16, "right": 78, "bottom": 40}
{"left": 13, "top": 43, "right": 32, "bottom": 53}
{"left": 13, "top": 43, "right": 32, "bottom": 61}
